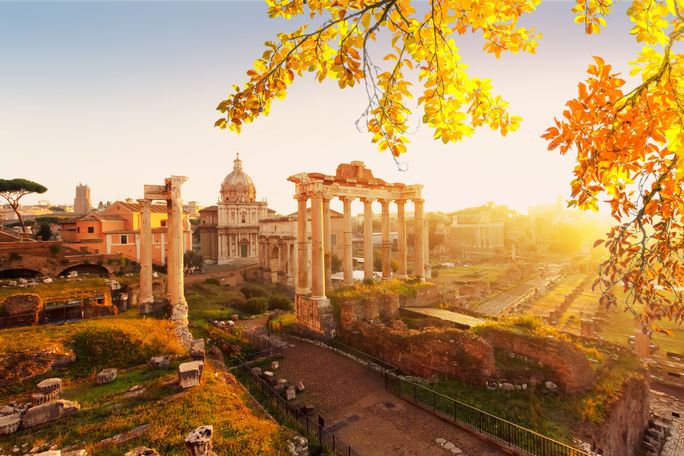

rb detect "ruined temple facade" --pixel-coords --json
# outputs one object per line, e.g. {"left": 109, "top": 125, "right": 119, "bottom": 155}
{"left": 198, "top": 155, "right": 273, "bottom": 263}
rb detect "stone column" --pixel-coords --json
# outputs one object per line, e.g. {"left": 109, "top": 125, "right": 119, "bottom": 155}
{"left": 323, "top": 198, "right": 332, "bottom": 288}
{"left": 362, "top": 198, "right": 374, "bottom": 280}
{"left": 138, "top": 198, "right": 153, "bottom": 310}
{"left": 342, "top": 197, "right": 353, "bottom": 285}
{"left": 166, "top": 199, "right": 176, "bottom": 301}
{"left": 396, "top": 200, "right": 407, "bottom": 278}
{"left": 296, "top": 197, "right": 310, "bottom": 294}
{"left": 311, "top": 193, "right": 325, "bottom": 298}
{"left": 380, "top": 199, "right": 391, "bottom": 280}
{"left": 414, "top": 199, "right": 424, "bottom": 280}
{"left": 424, "top": 219, "right": 430, "bottom": 279}
{"left": 167, "top": 176, "right": 188, "bottom": 319}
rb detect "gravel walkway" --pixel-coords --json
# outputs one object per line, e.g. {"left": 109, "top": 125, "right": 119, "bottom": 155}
{"left": 276, "top": 337, "right": 505, "bottom": 456}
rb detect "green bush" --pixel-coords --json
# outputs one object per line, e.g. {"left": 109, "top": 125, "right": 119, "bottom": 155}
{"left": 238, "top": 296, "right": 268, "bottom": 315}
{"left": 204, "top": 277, "right": 221, "bottom": 286}
{"left": 268, "top": 294, "right": 292, "bottom": 311}
{"left": 240, "top": 283, "right": 268, "bottom": 299}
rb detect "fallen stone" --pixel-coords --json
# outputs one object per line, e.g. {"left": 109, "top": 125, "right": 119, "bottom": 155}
{"left": 263, "top": 371, "right": 274, "bottom": 380}
{"left": 185, "top": 425, "right": 216, "bottom": 456}
{"left": 0, "top": 413, "right": 21, "bottom": 435}
{"left": 122, "top": 385, "right": 146, "bottom": 398}
{"left": 271, "top": 361, "right": 279, "bottom": 370}
{"left": 435, "top": 438, "right": 446, "bottom": 446}
{"left": 544, "top": 381, "right": 558, "bottom": 391}
{"left": 251, "top": 367, "right": 262, "bottom": 377}
{"left": 96, "top": 368, "right": 117, "bottom": 384}
{"left": 62, "top": 450, "right": 87, "bottom": 456}
{"left": 295, "top": 380, "right": 305, "bottom": 392}
{"left": 125, "top": 447, "right": 159, "bottom": 456}
{"left": 444, "top": 442, "right": 456, "bottom": 451}
{"left": 501, "top": 383, "right": 515, "bottom": 391}
{"left": 191, "top": 339, "right": 205, "bottom": 361}
{"left": 178, "top": 361, "right": 204, "bottom": 389}
{"left": 21, "top": 400, "right": 80, "bottom": 428}
{"left": 231, "top": 314, "right": 239, "bottom": 321}
{"left": 32, "top": 451, "right": 60, "bottom": 456}
{"left": 98, "top": 423, "right": 150, "bottom": 447}
{"left": 31, "top": 390, "right": 59, "bottom": 406}
{"left": 286, "top": 386, "right": 296, "bottom": 401}
{"left": 286, "top": 435, "right": 308, "bottom": 456}
{"left": 149, "top": 355, "right": 169, "bottom": 369}
{"left": 37, "top": 378, "right": 63, "bottom": 394}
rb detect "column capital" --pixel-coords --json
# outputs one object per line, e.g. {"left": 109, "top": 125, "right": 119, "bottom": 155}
{"left": 137, "top": 198, "right": 152, "bottom": 206}
{"left": 395, "top": 199, "right": 407, "bottom": 206}
{"left": 379, "top": 198, "right": 391, "bottom": 208}
{"left": 338, "top": 195, "right": 355, "bottom": 204}
{"left": 412, "top": 198, "right": 425, "bottom": 204}
{"left": 295, "top": 194, "right": 308, "bottom": 202}
{"left": 361, "top": 197, "right": 375, "bottom": 204}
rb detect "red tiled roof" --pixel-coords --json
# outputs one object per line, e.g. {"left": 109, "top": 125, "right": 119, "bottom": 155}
{"left": 109, "top": 201, "right": 171, "bottom": 214}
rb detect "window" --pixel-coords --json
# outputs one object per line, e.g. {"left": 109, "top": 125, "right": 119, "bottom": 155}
{"left": 161, "top": 220, "right": 166, "bottom": 227}
{"left": 331, "top": 234, "right": 337, "bottom": 246}
{"left": 241, "top": 214, "right": 246, "bottom": 224}
{"left": 121, "top": 235, "right": 127, "bottom": 244}
{"left": 77, "top": 227, "right": 80, "bottom": 233}
{"left": 87, "top": 226, "right": 94, "bottom": 233}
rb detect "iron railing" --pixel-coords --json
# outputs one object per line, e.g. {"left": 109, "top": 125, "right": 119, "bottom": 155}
{"left": 385, "top": 373, "right": 591, "bottom": 456}
{"left": 236, "top": 355, "right": 361, "bottom": 456}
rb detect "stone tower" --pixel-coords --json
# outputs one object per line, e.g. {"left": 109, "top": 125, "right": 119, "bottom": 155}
{"left": 74, "top": 184, "right": 92, "bottom": 214}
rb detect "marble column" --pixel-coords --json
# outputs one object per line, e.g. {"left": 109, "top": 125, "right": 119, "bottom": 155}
{"left": 380, "top": 199, "right": 391, "bottom": 280}
{"left": 323, "top": 198, "right": 332, "bottom": 288}
{"left": 166, "top": 199, "right": 176, "bottom": 301}
{"left": 414, "top": 199, "right": 424, "bottom": 280}
{"left": 396, "top": 200, "right": 407, "bottom": 278}
{"left": 342, "top": 197, "right": 353, "bottom": 285}
{"left": 138, "top": 199, "right": 153, "bottom": 308}
{"left": 362, "top": 198, "right": 374, "bottom": 280}
{"left": 311, "top": 193, "right": 325, "bottom": 298}
{"left": 296, "top": 197, "right": 310, "bottom": 294}
{"left": 424, "top": 220, "right": 430, "bottom": 279}
{"left": 168, "top": 176, "right": 187, "bottom": 317}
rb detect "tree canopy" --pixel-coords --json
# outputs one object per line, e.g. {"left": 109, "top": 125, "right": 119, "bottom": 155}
{"left": 0, "top": 178, "right": 48, "bottom": 233}
{"left": 216, "top": 0, "right": 683, "bottom": 330}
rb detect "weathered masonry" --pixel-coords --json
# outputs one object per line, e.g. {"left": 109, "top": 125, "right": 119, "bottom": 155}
{"left": 288, "top": 161, "right": 427, "bottom": 337}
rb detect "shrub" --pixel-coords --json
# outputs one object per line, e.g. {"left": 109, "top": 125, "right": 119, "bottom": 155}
{"left": 9, "top": 252, "right": 21, "bottom": 262}
{"left": 237, "top": 296, "right": 268, "bottom": 315}
{"left": 268, "top": 313, "right": 296, "bottom": 332}
{"left": 240, "top": 283, "right": 268, "bottom": 299}
{"left": 203, "top": 277, "right": 220, "bottom": 286}
{"left": 268, "top": 294, "right": 292, "bottom": 311}
{"left": 49, "top": 244, "right": 62, "bottom": 256}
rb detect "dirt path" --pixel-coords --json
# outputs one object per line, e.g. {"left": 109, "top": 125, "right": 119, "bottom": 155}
{"left": 275, "top": 337, "right": 505, "bottom": 456}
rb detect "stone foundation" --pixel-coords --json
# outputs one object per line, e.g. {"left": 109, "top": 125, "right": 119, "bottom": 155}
{"left": 295, "top": 295, "right": 335, "bottom": 339}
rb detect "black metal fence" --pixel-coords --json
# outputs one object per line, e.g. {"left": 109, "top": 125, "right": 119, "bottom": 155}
{"left": 385, "top": 373, "right": 591, "bottom": 456}
{"left": 236, "top": 355, "right": 361, "bottom": 456}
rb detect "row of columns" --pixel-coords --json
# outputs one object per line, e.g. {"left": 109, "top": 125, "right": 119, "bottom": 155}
{"left": 474, "top": 224, "right": 504, "bottom": 249}
{"left": 297, "top": 193, "right": 426, "bottom": 300}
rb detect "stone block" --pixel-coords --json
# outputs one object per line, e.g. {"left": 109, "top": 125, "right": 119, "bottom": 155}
{"left": 191, "top": 339, "right": 205, "bottom": 361}
{"left": 286, "top": 435, "right": 308, "bottom": 456}
{"left": 96, "top": 368, "right": 117, "bottom": 384}
{"left": 185, "top": 425, "right": 216, "bottom": 456}
{"left": 62, "top": 450, "right": 87, "bottom": 456}
{"left": 276, "top": 378, "right": 288, "bottom": 388}
{"left": 32, "top": 451, "right": 61, "bottom": 456}
{"left": 178, "top": 361, "right": 204, "bottom": 389}
{"left": 37, "top": 378, "right": 62, "bottom": 393}
{"left": 0, "top": 413, "right": 21, "bottom": 435}
{"left": 149, "top": 355, "right": 170, "bottom": 369}
{"left": 251, "top": 367, "right": 262, "bottom": 377}
{"left": 302, "top": 404, "right": 315, "bottom": 416}
{"left": 295, "top": 380, "right": 305, "bottom": 392}
{"left": 286, "top": 386, "right": 296, "bottom": 401}
{"left": 270, "top": 361, "right": 279, "bottom": 370}
{"left": 262, "top": 371, "right": 274, "bottom": 380}
{"left": 21, "top": 400, "right": 80, "bottom": 428}
{"left": 31, "top": 389, "right": 59, "bottom": 406}
{"left": 125, "top": 447, "right": 159, "bottom": 456}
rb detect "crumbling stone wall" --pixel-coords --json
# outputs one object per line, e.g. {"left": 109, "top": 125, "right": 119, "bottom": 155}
{"left": 581, "top": 375, "right": 649, "bottom": 456}
{"left": 477, "top": 326, "right": 595, "bottom": 392}
{"left": 339, "top": 293, "right": 399, "bottom": 328}
{"left": 399, "top": 284, "right": 458, "bottom": 308}
{"left": 341, "top": 322, "right": 495, "bottom": 383}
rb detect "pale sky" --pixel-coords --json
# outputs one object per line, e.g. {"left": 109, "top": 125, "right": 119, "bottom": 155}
{"left": 1, "top": 1, "right": 640, "bottom": 216}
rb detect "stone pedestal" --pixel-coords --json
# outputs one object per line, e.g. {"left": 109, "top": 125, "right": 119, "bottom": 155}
{"left": 185, "top": 425, "right": 217, "bottom": 456}
{"left": 178, "top": 361, "right": 204, "bottom": 389}
{"left": 294, "top": 294, "right": 335, "bottom": 339}
{"left": 191, "top": 339, "right": 206, "bottom": 361}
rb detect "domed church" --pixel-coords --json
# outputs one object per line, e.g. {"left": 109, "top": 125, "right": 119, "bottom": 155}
{"left": 198, "top": 154, "right": 273, "bottom": 263}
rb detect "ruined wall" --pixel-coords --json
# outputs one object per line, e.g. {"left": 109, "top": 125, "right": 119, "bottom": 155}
{"left": 341, "top": 322, "right": 496, "bottom": 383}
{"left": 339, "top": 293, "right": 399, "bottom": 328}
{"left": 477, "top": 327, "right": 595, "bottom": 392}
{"left": 398, "top": 284, "right": 458, "bottom": 308}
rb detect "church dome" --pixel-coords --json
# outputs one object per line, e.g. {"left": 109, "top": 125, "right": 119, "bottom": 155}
{"left": 221, "top": 154, "right": 256, "bottom": 203}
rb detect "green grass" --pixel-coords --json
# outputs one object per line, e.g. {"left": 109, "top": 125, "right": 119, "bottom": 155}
{"left": 185, "top": 283, "right": 244, "bottom": 339}
{"left": 432, "top": 265, "right": 507, "bottom": 285}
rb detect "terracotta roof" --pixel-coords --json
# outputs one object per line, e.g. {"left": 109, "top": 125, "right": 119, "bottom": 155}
{"left": 199, "top": 205, "right": 218, "bottom": 213}
{"left": 58, "top": 214, "right": 126, "bottom": 223}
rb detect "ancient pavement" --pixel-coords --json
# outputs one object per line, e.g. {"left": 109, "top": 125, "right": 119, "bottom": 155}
{"left": 241, "top": 318, "right": 504, "bottom": 456}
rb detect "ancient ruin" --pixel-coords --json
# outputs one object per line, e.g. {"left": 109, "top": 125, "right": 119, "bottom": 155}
{"left": 288, "top": 161, "right": 427, "bottom": 336}
{"left": 138, "top": 176, "right": 192, "bottom": 346}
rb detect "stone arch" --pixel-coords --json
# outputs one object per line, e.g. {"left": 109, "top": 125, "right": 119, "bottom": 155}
{"left": 58, "top": 264, "right": 110, "bottom": 278}
{"left": 0, "top": 268, "right": 42, "bottom": 279}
